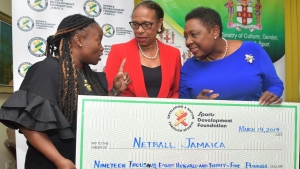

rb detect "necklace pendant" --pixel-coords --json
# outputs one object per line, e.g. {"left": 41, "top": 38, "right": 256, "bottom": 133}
{"left": 77, "top": 70, "right": 92, "bottom": 92}
{"left": 84, "top": 83, "right": 92, "bottom": 92}
{"left": 84, "top": 79, "right": 92, "bottom": 92}
{"left": 86, "top": 85, "right": 92, "bottom": 92}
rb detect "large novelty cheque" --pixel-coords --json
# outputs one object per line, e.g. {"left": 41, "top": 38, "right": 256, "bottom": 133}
{"left": 76, "top": 96, "right": 299, "bottom": 169}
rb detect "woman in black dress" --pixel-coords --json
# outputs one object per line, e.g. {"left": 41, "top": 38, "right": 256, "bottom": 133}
{"left": 0, "top": 14, "right": 131, "bottom": 169}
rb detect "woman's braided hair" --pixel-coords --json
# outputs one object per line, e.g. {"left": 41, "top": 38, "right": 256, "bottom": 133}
{"left": 45, "top": 14, "right": 107, "bottom": 124}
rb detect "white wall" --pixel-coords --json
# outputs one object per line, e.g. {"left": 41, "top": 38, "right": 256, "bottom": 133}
{"left": 0, "top": 0, "right": 12, "bottom": 16}
{"left": 0, "top": 0, "right": 13, "bottom": 168}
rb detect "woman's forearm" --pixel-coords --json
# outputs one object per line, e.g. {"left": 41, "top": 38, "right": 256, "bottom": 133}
{"left": 20, "top": 127, "right": 65, "bottom": 166}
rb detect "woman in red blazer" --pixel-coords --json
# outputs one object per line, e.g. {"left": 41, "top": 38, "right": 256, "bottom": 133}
{"left": 105, "top": 1, "right": 181, "bottom": 98}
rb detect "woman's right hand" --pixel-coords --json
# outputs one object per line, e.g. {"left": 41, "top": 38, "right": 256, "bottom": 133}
{"left": 112, "top": 58, "right": 131, "bottom": 93}
{"left": 196, "top": 89, "right": 219, "bottom": 100}
{"left": 55, "top": 158, "right": 76, "bottom": 169}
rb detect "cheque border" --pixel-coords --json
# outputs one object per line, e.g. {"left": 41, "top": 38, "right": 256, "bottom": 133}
{"left": 79, "top": 99, "right": 299, "bottom": 169}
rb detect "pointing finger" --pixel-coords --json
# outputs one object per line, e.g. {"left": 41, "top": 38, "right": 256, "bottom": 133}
{"left": 118, "top": 58, "right": 126, "bottom": 73}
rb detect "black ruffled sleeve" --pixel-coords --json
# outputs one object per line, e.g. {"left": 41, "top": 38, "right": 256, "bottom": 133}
{"left": 0, "top": 57, "right": 74, "bottom": 139}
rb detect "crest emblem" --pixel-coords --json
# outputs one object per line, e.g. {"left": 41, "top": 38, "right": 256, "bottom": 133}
{"left": 226, "top": 0, "right": 262, "bottom": 32}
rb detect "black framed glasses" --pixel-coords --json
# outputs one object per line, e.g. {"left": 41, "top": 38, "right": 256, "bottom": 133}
{"left": 129, "top": 22, "right": 153, "bottom": 30}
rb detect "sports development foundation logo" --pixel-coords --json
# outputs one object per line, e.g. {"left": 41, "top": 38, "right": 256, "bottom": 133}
{"left": 83, "top": 0, "right": 101, "bottom": 17}
{"left": 27, "top": 0, "right": 48, "bottom": 12}
{"left": 17, "top": 16, "right": 34, "bottom": 32}
{"left": 28, "top": 37, "right": 47, "bottom": 57}
{"left": 18, "top": 62, "right": 32, "bottom": 77}
{"left": 167, "top": 106, "right": 195, "bottom": 132}
{"left": 102, "top": 24, "right": 115, "bottom": 38}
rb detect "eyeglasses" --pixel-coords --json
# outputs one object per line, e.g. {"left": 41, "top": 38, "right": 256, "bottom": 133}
{"left": 129, "top": 22, "right": 153, "bottom": 30}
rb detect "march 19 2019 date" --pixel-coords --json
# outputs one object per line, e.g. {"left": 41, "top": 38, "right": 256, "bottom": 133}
{"left": 238, "top": 126, "right": 281, "bottom": 134}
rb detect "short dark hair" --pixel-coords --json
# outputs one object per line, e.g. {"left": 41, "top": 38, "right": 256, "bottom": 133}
{"left": 133, "top": 0, "right": 165, "bottom": 34}
{"left": 185, "top": 7, "right": 223, "bottom": 37}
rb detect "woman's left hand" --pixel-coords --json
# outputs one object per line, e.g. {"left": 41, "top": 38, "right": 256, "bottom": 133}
{"left": 259, "top": 91, "right": 282, "bottom": 105}
{"left": 112, "top": 58, "right": 131, "bottom": 93}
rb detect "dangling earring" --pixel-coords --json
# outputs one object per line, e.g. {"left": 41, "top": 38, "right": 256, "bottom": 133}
{"left": 158, "top": 28, "right": 161, "bottom": 32}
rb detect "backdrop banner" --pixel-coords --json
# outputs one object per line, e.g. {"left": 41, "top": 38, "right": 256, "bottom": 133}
{"left": 12, "top": 1, "right": 134, "bottom": 168}
{"left": 153, "top": 0, "right": 284, "bottom": 63}
{"left": 152, "top": 0, "right": 285, "bottom": 98}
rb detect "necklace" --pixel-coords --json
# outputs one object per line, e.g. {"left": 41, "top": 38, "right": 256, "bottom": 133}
{"left": 207, "top": 37, "right": 228, "bottom": 61}
{"left": 77, "top": 69, "right": 92, "bottom": 92}
{"left": 138, "top": 40, "right": 159, "bottom": 60}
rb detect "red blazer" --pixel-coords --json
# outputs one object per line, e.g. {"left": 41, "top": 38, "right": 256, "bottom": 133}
{"left": 105, "top": 38, "right": 182, "bottom": 98}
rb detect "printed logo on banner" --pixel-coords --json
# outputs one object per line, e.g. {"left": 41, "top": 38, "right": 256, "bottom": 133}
{"left": 17, "top": 16, "right": 34, "bottom": 32}
{"left": 18, "top": 62, "right": 33, "bottom": 77}
{"left": 102, "top": 24, "right": 115, "bottom": 38}
{"left": 158, "top": 29, "right": 175, "bottom": 45}
{"left": 28, "top": 37, "right": 47, "bottom": 57}
{"left": 181, "top": 50, "right": 192, "bottom": 64}
{"left": 83, "top": 0, "right": 102, "bottom": 17}
{"left": 27, "top": 0, "right": 48, "bottom": 12}
{"left": 167, "top": 106, "right": 194, "bottom": 132}
{"left": 225, "top": 0, "right": 262, "bottom": 32}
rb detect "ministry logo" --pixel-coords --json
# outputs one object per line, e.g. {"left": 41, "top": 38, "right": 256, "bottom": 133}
{"left": 18, "top": 62, "right": 32, "bottom": 77}
{"left": 83, "top": 0, "right": 101, "bottom": 17}
{"left": 17, "top": 16, "right": 34, "bottom": 32}
{"left": 102, "top": 24, "right": 115, "bottom": 38}
{"left": 167, "top": 106, "right": 195, "bottom": 132}
{"left": 27, "top": 0, "right": 48, "bottom": 12}
{"left": 225, "top": 0, "right": 262, "bottom": 31}
{"left": 28, "top": 37, "right": 47, "bottom": 57}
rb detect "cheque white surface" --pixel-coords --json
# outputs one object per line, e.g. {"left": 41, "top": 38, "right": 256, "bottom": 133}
{"left": 76, "top": 96, "right": 299, "bottom": 169}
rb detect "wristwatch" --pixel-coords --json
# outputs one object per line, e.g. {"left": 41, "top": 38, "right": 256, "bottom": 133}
{"left": 110, "top": 88, "right": 122, "bottom": 96}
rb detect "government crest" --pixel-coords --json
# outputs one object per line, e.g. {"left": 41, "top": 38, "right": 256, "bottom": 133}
{"left": 225, "top": 0, "right": 262, "bottom": 32}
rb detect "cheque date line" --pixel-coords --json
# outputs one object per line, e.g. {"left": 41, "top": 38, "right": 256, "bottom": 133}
{"left": 238, "top": 126, "right": 280, "bottom": 133}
